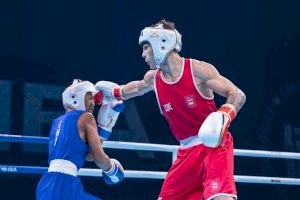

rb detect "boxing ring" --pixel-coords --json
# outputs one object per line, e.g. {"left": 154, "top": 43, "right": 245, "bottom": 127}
{"left": 1, "top": 134, "right": 300, "bottom": 186}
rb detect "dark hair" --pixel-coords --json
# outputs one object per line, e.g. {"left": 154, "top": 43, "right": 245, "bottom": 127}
{"left": 152, "top": 19, "right": 176, "bottom": 30}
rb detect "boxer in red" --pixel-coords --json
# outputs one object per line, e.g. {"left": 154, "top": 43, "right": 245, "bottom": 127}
{"left": 95, "top": 19, "right": 246, "bottom": 200}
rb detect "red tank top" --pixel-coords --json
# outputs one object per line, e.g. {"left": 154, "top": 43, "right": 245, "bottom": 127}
{"left": 154, "top": 58, "right": 217, "bottom": 141}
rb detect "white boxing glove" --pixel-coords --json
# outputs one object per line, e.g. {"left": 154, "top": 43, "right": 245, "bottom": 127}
{"left": 97, "top": 101, "right": 124, "bottom": 140}
{"left": 198, "top": 104, "right": 236, "bottom": 148}
{"left": 95, "top": 81, "right": 124, "bottom": 102}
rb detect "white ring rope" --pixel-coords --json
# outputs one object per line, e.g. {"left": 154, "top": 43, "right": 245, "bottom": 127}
{"left": 1, "top": 134, "right": 300, "bottom": 185}
{"left": 103, "top": 141, "right": 300, "bottom": 160}
{"left": 78, "top": 169, "right": 300, "bottom": 185}
{"left": 1, "top": 165, "right": 300, "bottom": 185}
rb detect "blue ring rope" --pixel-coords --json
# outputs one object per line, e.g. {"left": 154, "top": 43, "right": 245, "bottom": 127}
{"left": 1, "top": 134, "right": 300, "bottom": 160}
{"left": 0, "top": 165, "right": 47, "bottom": 174}
{"left": 0, "top": 134, "right": 48, "bottom": 144}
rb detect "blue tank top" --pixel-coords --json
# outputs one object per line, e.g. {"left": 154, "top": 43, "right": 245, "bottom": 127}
{"left": 48, "top": 110, "right": 89, "bottom": 169}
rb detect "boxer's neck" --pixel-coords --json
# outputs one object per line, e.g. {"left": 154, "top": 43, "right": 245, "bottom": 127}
{"left": 160, "top": 53, "right": 183, "bottom": 82}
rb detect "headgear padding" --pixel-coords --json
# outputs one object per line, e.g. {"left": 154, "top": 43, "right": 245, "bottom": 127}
{"left": 62, "top": 79, "right": 97, "bottom": 111}
{"left": 139, "top": 24, "right": 182, "bottom": 68}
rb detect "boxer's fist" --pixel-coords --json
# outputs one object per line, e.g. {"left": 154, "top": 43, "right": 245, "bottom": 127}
{"left": 97, "top": 101, "right": 125, "bottom": 140}
{"left": 95, "top": 81, "right": 123, "bottom": 101}
{"left": 198, "top": 104, "right": 236, "bottom": 148}
{"left": 198, "top": 112, "right": 227, "bottom": 148}
{"left": 102, "top": 159, "right": 124, "bottom": 185}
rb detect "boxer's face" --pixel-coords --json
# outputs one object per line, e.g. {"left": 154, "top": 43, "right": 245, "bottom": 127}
{"left": 142, "top": 43, "right": 156, "bottom": 69}
{"left": 85, "top": 92, "right": 95, "bottom": 113}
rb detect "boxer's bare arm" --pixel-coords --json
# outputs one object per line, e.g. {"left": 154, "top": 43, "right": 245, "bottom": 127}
{"left": 192, "top": 60, "right": 246, "bottom": 112}
{"left": 121, "top": 70, "right": 156, "bottom": 99}
{"left": 78, "top": 113, "right": 112, "bottom": 171}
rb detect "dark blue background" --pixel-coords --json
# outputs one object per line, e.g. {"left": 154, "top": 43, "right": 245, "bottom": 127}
{"left": 0, "top": 0, "right": 300, "bottom": 199}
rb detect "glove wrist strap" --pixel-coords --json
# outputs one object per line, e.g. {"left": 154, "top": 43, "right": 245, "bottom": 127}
{"left": 218, "top": 103, "right": 236, "bottom": 122}
{"left": 113, "top": 86, "right": 127, "bottom": 101}
{"left": 103, "top": 159, "right": 116, "bottom": 175}
{"left": 98, "top": 127, "right": 111, "bottom": 140}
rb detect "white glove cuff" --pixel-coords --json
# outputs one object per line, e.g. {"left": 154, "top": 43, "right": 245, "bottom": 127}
{"left": 103, "top": 159, "right": 116, "bottom": 174}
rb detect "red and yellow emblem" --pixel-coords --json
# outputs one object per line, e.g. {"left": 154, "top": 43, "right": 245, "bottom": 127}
{"left": 184, "top": 95, "right": 196, "bottom": 108}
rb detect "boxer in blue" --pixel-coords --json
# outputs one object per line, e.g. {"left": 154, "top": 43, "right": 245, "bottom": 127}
{"left": 36, "top": 79, "right": 124, "bottom": 200}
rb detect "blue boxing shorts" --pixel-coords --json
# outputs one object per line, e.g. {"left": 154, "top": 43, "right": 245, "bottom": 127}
{"left": 36, "top": 159, "right": 100, "bottom": 200}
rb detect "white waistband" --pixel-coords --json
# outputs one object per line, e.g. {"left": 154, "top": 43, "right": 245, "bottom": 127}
{"left": 179, "top": 135, "right": 202, "bottom": 148}
{"left": 48, "top": 159, "right": 78, "bottom": 177}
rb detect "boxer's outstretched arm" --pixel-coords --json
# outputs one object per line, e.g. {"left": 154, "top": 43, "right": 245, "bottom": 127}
{"left": 192, "top": 60, "right": 246, "bottom": 112}
{"left": 121, "top": 70, "right": 156, "bottom": 99}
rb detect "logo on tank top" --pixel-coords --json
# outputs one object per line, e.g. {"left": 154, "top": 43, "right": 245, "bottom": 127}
{"left": 163, "top": 102, "right": 173, "bottom": 112}
{"left": 184, "top": 95, "right": 197, "bottom": 108}
{"left": 54, "top": 120, "right": 63, "bottom": 146}
{"left": 211, "top": 178, "right": 221, "bottom": 192}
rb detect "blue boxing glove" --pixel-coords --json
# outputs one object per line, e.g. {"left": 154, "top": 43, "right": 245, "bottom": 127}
{"left": 102, "top": 159, "right": 124, "bottom": 185}
{"left": 97, "top": 101, "right": 125, "bottom": 140}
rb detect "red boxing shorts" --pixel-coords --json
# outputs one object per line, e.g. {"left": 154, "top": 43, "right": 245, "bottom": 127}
{"left": 159, "top": 133, "right": 237, "bottom": 200}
